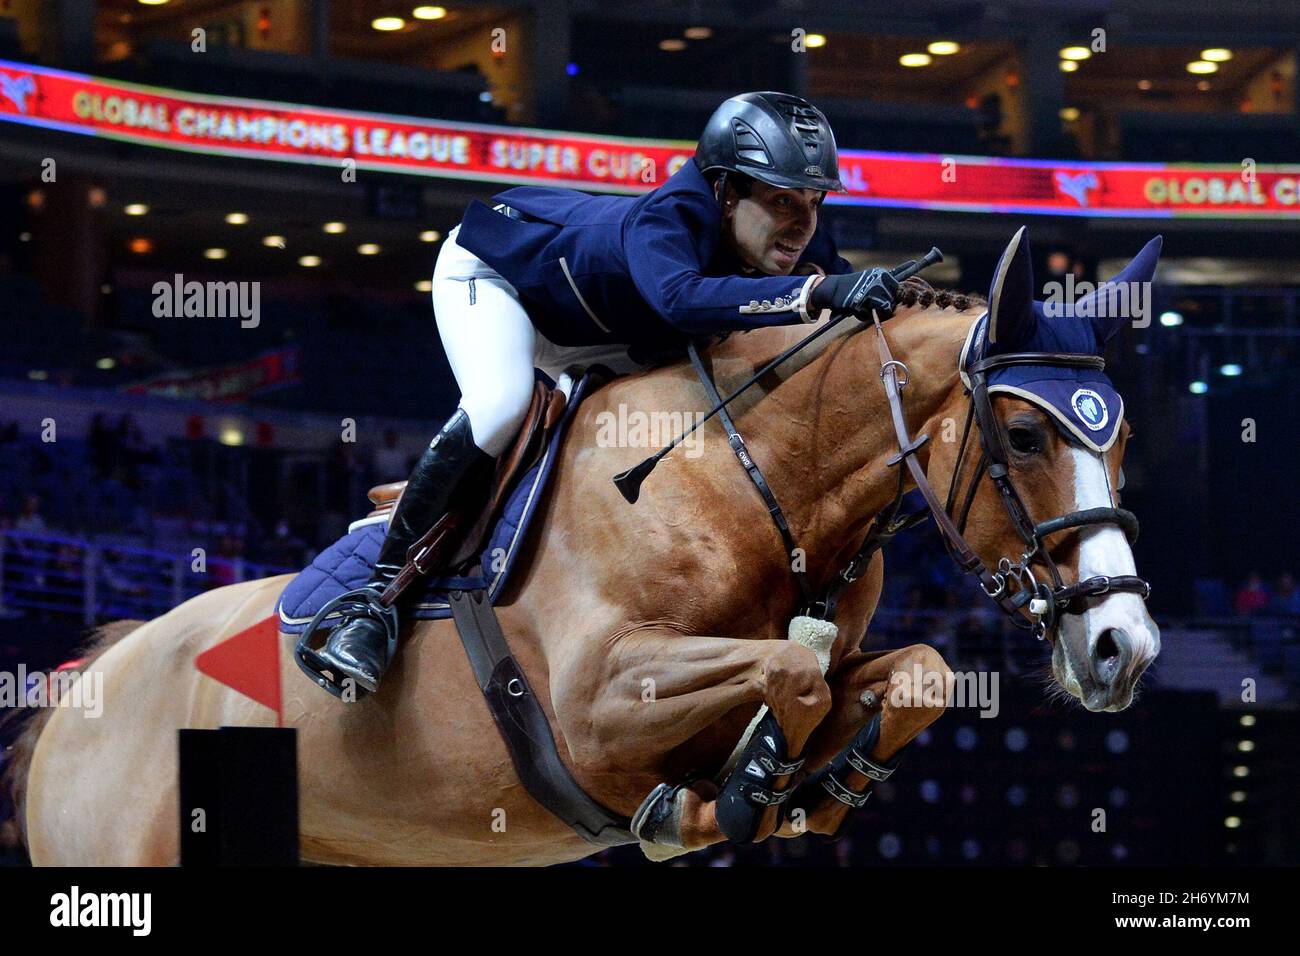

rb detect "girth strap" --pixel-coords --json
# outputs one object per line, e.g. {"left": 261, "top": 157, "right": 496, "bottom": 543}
{"left": 447, "top": 589, "right": 635, "bottom": 847}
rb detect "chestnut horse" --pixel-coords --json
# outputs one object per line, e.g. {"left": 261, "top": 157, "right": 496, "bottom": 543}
{"left": 11, "top": 232, "right": 1160, "bottom": 865}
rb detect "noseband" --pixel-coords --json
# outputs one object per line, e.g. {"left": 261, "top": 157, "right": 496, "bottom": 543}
{"left": 874, "top": 315, "right": 1152, "bottom": 638}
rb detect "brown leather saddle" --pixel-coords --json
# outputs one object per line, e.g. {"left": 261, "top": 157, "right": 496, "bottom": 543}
{"left": 371, "top": 379, "right": 568, "bottom": 602}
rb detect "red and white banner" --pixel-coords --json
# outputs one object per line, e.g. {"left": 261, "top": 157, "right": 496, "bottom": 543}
{"left": 125, "top": 348, "right": 300, "bottom": 403}
{"left": 2, "top": 58, "right": 1297, "bottom": 218}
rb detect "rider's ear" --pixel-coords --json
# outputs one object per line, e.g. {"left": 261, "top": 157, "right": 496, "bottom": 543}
{"left": 1075, "top": 235, "right": 1163, "bottom": 346}
{"left": 986, "top": 225, "right": 1037, "bottom": 353}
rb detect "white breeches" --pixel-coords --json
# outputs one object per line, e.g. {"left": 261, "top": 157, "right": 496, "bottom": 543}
{"left": 432, "top": 223, "right": 640, "bottom": 457}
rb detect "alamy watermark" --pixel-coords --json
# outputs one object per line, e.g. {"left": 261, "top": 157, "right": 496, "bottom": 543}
{"left": 594, "top": 403, "right": 706, "bottom": 458}
{"left": 0, "top": 666, "right": 103, "bottom": 718}
{"left": 888, "top": 664, "right": 1000, "bottom": 718}
{"left": 152, "top": 273, "right": 260, "bottom": 328}
{"left": 1041, "top": 276, "right": 1152, "bottom": 329}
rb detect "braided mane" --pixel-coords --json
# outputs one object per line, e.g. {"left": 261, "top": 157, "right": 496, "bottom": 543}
{"left": 896, "top": 276, "right": 987, "bottom": 312}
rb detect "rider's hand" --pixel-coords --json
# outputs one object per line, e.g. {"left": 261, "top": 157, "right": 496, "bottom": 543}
{"left": 809, "top": 268, "right": 900, "bottom": 321}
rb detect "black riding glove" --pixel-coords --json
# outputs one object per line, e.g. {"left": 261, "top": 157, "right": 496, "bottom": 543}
{"left": 809, "top": 268, "right": 900, "bottom": 321}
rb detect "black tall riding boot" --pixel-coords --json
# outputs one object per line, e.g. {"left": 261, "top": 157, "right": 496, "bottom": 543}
{"left": 318, "top": 408, "right": 490, "bottom": 693}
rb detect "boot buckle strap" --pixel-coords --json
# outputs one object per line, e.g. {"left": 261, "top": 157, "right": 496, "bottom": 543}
{"left": 846, "top": 746, "right": 896, "bottom": 781}
{"left": 738, "top": 779, "right": 794, "bottom": 806}
{"left": 820, "top": 771, "right": 873, "bottom": 808}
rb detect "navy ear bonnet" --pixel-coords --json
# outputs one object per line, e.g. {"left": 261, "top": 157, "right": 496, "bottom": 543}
{"left": 959, "top": 227, "right": 1162, "bottom": 453}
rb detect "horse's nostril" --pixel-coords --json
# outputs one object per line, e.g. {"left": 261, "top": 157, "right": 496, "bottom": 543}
{"left": 1091, "top": 627, "right": 1132, "bottom": 686}
{"left": 1096, "top": 628, "right": 1121, "bottom": 661}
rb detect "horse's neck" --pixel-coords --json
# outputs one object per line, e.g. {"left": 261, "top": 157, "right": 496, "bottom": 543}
{"left": 712, "top": 307, "right": 977, "bottom": 580}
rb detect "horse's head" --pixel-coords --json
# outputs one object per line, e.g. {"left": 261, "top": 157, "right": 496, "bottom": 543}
{"left": 929, "top": 227, "right": 1161, "bottom": 711}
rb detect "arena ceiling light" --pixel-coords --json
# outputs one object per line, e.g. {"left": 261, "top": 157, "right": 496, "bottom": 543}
{"left": 298, "top": 255, "right": 322, "bottom": 267}
{"left": 263, "top": 235, "right": 286, "bottom": 248}
{"left": 1202, "top": 48, "right": 1233, "bottom": 62}
{"left": 137, "top": 0, "right": 171, "bottom": 5}
{"left": 1159, "top": 310, "right": 1183, "bottom": 326}
{"left": 1059, "top": 107, "right": 1081, "bottom": 121}
{"left": 124, "top": 203, "right": 149, "bottom": 216}
{"left": 372, "top": 17, "right": 405, "bottom": 31}
{"left": 805, "top": 34, "right": 827, "bottom": 49}
{"left": 224, "top": 212, "right": 249, "bottom": 225}
{"left": 414, "top": 279, "right": 433, "bottom": 292}
{"left": 1059, "top": 60, "right": 1078, "bottom": 73}
{"left": 1220, "top": 363, "right": 1243, "bottom": 377}
{"left": 927, "top": 41, "right": 960, "bottom": 55}
{"left": 899, "top": 53, "right": 932, "bottom": 67}
{"left": 684, "top": 27, "right": 713, "bottom": 40}
{"left": 1187, "top": 60, "right": 1218, "bottom": 74}
{"left": 357, "top": 243, "right": 381, "bottom": 255}
{"left": 128, "top": 237, "right": 153, "bottom": 254}
{"left": 420, "top": 230, "right": 441, "bottom": 242}
{"left": 658, "top": 39, "right": 686, "bottom": 51}
{"left": 1138, "top": 79, "right": 1152, "bottom": 90}
{"left": 323, "top": 221, "right": 347, "bottom": 234}
{"left": 412, "top": 6, "right": 447, "bottom": 19}
{"left": 1188, "top": 380, "right": 1208, "bottom": 394}
{"left": 96, "top": 357, "right": 116, "bottom": 370}
{"left": 1059, "top": 46, "right": 1091, "bottom": 61}
{"left": 204, "top": 248, "right": 227, "bottom": 260}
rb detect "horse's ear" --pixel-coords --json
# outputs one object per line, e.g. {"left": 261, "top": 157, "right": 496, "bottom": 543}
{"left": 1077, "top": 235, "right": 1163, "bottom": 344}
{"left": 986, "top": 226, "right": 1037, "bottom": 352}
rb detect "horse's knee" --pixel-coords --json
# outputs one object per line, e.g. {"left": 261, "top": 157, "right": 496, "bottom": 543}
{"left": 762, "top": 642, "right": 832, "bottom": 724}
{"left": 886, "top": 644, "right": 953, "bottom": 720}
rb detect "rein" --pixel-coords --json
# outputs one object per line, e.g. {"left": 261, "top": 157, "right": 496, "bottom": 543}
{"left": 683, "top": 310, "right": 1152, "bottom": 637}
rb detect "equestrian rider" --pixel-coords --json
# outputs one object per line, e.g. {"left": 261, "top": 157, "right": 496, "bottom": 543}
{"left": 316, "top": 91, "right": 902, "bottom": 695}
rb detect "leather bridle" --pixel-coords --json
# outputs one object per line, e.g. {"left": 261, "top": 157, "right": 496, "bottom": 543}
{"left": 684, "top": 308, "right": 1152, "bottom": 639}
{"left": 871, "top": 313, "right": 1151, "bottom": 639}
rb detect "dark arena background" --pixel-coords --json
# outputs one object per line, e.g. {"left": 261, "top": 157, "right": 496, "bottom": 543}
{"left": 0, "top": 0, "right": 1296, "bottom": 934}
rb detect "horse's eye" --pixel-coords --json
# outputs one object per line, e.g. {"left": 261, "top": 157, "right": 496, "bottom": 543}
{"left": 1008, "top": 426, "right": 1042, "bottom": 455}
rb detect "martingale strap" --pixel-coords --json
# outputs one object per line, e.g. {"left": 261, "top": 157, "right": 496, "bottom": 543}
{"left": 687, "top": 339, "right": 929, "bottom": 621}
{"left": 688, "top": 340, "right": 815, "bottom": 610}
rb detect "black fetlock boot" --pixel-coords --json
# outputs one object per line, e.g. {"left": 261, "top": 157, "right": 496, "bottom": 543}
{"left": 315, "top": 408, "right": 491, "bottom": 694}
{"left": 715, "top": 712, "right": 805, "bottom": 844}
{"left": 788, "top": 712, "right": 903, "bottom": 839}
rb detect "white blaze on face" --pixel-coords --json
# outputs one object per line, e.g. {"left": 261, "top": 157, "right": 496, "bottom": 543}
{"left": 1066, "top": 446, "right": 1160, "bottom": 680}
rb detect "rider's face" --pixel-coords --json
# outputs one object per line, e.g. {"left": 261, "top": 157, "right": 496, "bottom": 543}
{"left": 718, "top": 179, "right": 823, "bottom": 276}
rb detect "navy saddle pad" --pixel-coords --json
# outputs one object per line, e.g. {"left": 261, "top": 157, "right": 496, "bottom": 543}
{"left": 277, "top": 368, "right": 596, "bottom": 630}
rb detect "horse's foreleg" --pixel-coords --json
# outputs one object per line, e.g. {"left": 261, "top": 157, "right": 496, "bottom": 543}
{"left": 556, "top": 625, "right": 832, "bottom": 855}
{"left": 781, "top": 643, "right": 952, "bottom": 838}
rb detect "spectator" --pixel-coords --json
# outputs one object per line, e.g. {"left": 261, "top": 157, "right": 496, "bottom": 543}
{"left": 1270, "top": 573, "right": 1300, "bottom": 615}
{"left": 1234, "top": 573, "right": 1271, "bottom": 616}
{"left": 88, "top": 413, "right": 117, "bottom": 480}
{"left": 14, "top": 493, "right": 46, "bottom": 534}
{"left": 116, "top": 414, "right": 159, "bottom": 490}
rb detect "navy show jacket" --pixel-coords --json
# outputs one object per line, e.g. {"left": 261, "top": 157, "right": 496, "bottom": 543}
{"left": 454, "top": 157, "right": 854, "bottom": 349}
